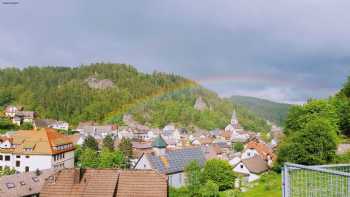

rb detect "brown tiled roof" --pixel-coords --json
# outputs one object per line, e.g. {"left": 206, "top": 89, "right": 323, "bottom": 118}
{"left": 11, "top": 128, "right": 74, "bottom": 155}
{"left": 198, "top": 137, "right": 214, "bottom": 145}
{"left": 0, "top": 136, "right": 13, "bottom": 143}
{"left": 116, "top": 170, "right": 168, "bottom": 197}
{"left": 66, "top": 134, "right": 80, "bottom": 145}
{"left": 242, "top": 155, "right": 269, "bottom": 174}
{"left": 220, "top": 131, "right": 231, "bottom": 139}
{"left": 40, "top": 169, "right": 168, "bottom": 197}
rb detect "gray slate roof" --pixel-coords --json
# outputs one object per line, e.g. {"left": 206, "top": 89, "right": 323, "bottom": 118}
{"left": 146, "top": 147, "right": 206, "bottom": 174}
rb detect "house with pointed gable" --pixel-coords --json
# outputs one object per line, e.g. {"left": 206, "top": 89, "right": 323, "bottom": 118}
{"left": 134, "top": 135, "right": 206, "bottom": 188}
{"left": 241, "top": 139, "right": 276, "bottom": 167}
{"left": 233, "top": 155, "right": 269, "bottom": 182}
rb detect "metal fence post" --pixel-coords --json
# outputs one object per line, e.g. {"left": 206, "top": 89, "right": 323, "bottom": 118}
{"left": 282, "top": 164, "right": 290, "bottom": 197}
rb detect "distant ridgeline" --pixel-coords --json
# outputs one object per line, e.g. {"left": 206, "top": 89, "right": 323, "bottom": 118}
{"left": 229, "top": 95, "right": 291, "bottom": 126}
{"left": 0, "top": 63, "right": 270, "bottom": 132}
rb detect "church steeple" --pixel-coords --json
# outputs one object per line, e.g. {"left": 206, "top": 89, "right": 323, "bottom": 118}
{"left": 152, "top": 135, "right": 167, "bottom": 156}
{"left": 230, "top": 110, "right": 238, "bottom": 127}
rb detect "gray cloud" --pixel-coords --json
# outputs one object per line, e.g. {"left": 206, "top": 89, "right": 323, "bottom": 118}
{"left": 0, "top": 0, "right": 350, "bottom": 103}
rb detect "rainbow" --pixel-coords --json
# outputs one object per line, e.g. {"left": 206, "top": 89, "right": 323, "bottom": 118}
{"left": 106, "top": 80, "right": 198, "bottom": 122}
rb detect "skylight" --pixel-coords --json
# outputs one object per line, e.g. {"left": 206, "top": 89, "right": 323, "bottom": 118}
{"left": 6, "top": 183, "right": 15, "bottom": 189}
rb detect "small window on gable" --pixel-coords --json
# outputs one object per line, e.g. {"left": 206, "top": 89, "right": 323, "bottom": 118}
{"left": 240, "top": 164, "right": 244, "bottom": 169}
{"left": 6, "top": 183, "right": 15, "bottom": 189}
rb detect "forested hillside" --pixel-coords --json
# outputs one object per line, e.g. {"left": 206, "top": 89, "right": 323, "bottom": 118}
{"left": 230, "top": 95, "right": 291, "bottom": 126}
{"left": 0, "top": 63, "right": 270, "bottom": 132}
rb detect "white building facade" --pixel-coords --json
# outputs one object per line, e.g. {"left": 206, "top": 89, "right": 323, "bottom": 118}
{"left": 0, "top": 128, "right": 75, "bottom": 172}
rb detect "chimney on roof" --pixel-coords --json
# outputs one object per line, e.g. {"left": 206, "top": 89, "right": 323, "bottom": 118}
{"left": 74, "top": 168, "right": 86, "bottom": 184}
{"left": 35, "top": 169, "right": 41, "bottom": 176}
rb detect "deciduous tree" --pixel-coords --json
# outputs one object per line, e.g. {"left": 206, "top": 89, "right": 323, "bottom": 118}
{"left": 201, "top": 159, "right": 235, "bottom": 191}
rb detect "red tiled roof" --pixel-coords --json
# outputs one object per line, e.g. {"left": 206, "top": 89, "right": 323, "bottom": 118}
{"left": 246, "top": 140, "right": 276, "bottom": 161}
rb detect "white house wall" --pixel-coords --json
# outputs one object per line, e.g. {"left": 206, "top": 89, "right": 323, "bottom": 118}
{"left": 233, "top": 162, "right": 260, "bottom": 183}
{"left": 241, "top": 149, "right": 258, "bottom": 160}
{"left": 134, "top": 155, "right": 152, "bottom": 170}
{"left": 13, "top": 155, "right": 51, "bottom": 172}
{"left": 168, "top": 172, "right": 185, "bottom": 188}
{"left": 0, "top": 150, "right": 75, "bottom": 172}
{"left": 52, "top": 151, "right": 75, "bottom": 169}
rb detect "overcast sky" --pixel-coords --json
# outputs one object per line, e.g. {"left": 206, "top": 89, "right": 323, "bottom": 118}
{"left": 1, "top": 0, "right": 350, "bottom": 104}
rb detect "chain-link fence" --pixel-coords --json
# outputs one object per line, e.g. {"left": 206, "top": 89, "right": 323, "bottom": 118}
{"left": 282, "top": 163, "right": 350, "bottom": 197}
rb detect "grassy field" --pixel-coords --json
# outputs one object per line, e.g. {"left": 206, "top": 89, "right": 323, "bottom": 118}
{"left": 240, "top": 172, "right": 282, "bottom": 197}
{"left": 170, "top": 172, "right": 282, "bottom": 197}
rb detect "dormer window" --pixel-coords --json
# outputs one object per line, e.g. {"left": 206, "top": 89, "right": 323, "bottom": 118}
{"left": 24, "top": 148, "right": 33, "bottom": 152}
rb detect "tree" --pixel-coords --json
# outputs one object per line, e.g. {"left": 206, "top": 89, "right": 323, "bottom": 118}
{"left": 74, "top": 145, "right": 82, "bottom": 166}
{"left": 201, "top": 159, "right": 235, "bottom": 191}
{"left": 185, "top": 160, "right": 202, "bottom": 196}
{"left": 199, "top": 180, "right": 219, "bottom": 197}
{"left": 111, "top": 150, "right": 127, "bottom": 168}
{"left": 98, "top": 148, "right": 127, "bottom": 168}
{"left": 277, "top": 117, "right": 338, "bottom": 165}
{"left": 118, "top": 138, "right": 132, "bottom": 159}
{"left": 233, "top": 142, "right": 244, "bottom": 152}
{"left": 330, "top": 95, "right": 350, "bottom": 136}
{"left": 284, "top": 99, "right": 339, "bottom": 135}
{"left": 0, "top": 167, "right": 16, "bottom": 177}
{"left": 99, "top": 148, "right": 116, "bottom": 168}
{"left": 339, "top": 76, "right": 350, "bottom": 98}
{"left": 0, "top": 118, "right": 16, "bottom": 132}
{"left": 82, "top": 135, "right": 99, "bottom": 151}
{"left": 80, "top": 148, "right": 99, "bottom": 168}
{"left": 19, "top": 122, "right": 33, "bottom": 130}
{"left": 102, "top": 134, "right": 115, "bottom": 151}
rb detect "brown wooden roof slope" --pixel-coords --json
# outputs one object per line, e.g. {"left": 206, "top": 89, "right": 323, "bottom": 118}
{"left": 116, "top": 170, "right": 168, "bottom": 197}
{"left": 40, "top": 169, "right": 168, "bottom": 197}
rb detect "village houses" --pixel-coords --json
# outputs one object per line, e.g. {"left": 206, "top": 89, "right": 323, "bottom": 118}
{"left": 33, "top": 119, "right": 69, "bottom": 131}
{"left": 4, "top": 105, "right": 36, "bottom": 126}
{"left": 76, "top": 122, "right": 118, "bottom": 145}
{"left": 134, "top": 135, "right": 206, "bottom": 188}
{"left": 0, "top": 128, "right": 75, "bottom": 172}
